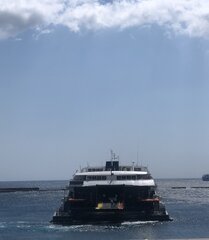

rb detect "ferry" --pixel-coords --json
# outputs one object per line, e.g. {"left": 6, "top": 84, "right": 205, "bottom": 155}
{"left": 202, "top": 174, "right": 209, "bottom": 181}
{"left": 51, "top": 152, "right": 171, "bottom": 225}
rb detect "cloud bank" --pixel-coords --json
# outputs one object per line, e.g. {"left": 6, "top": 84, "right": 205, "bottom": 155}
{"left": 0, "top": 0, "right": 209, "bottom": 39}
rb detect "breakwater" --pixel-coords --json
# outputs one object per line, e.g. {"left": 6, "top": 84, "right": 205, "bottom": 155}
{"left": 172, "top": 187, "right": 209, "bottom": 189}
{"left": 0, "top": 188, "right": 65, "bottom": 193}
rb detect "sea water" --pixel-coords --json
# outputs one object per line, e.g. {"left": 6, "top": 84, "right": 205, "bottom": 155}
{"left": 0, "top": 179, "right": 209, "bottom": 240}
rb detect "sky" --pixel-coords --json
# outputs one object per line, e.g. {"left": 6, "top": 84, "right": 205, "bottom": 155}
{"left": 0, "top": 0, "right": 209, "bottom": 180}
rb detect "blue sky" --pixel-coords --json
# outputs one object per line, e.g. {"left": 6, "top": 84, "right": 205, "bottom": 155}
{"left": 1, "top": 0, "right": 209, "bottom": 180}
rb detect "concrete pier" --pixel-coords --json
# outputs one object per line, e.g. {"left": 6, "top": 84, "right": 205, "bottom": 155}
{"left": 0, "top": 188, "right": 65, "bottom": 193}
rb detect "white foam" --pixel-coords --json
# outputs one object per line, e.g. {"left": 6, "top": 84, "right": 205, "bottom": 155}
{"left": 121, "top": 220, "right": 158, "bottom": 226}
{"left": 0, "top": 223, "right": 6, "bottom": 228}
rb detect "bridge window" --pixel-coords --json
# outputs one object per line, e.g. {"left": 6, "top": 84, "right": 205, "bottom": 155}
{"left": 86, "top": 175, "right": 107, "bottom": 181}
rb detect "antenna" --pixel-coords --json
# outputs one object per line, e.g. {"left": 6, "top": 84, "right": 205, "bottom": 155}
{"left": 137, "top": 142, "right": 143, "bottom": 166}
{"left": 110, "top": 149, "right": 113, "bottom": 162}
{"left": 132, "top": 161, "right": 135, "bottom": 170}
{"left": 137, "top": 151, "right": 139, "bottom": 166}
{"left": 110, "top": 149, "right": 117, "bottom": 162}
{"left": 141, "top": 150, "right": 143, "bottom": 166}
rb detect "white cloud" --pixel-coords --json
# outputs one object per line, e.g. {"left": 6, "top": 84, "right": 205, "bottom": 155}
{"left": 0, "top": 0, "right": 209, "bottom": 39}
{"left": 0, "top": 0, "right": 63, "bottom": 39}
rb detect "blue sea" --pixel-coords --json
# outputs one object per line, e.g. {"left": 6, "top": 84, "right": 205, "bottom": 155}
{"left": 1, "top": 179, "right": 209, "bottom": 240}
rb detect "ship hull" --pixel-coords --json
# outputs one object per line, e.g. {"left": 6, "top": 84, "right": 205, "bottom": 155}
{"left": 51, "top": 209, "right": 171, "bottom": 225}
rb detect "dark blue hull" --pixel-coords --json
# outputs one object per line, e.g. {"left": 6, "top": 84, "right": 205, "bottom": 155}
{"left": 52, "top": 208, "right": 171, "bottom": 225}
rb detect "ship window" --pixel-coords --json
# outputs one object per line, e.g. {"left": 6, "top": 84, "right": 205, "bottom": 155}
{"left": 116, "top": 174, "right": 151, "bottom": 180}
{"left": 143, "top": 174, "right": 151, "bottom": 179}
{"left": 95, "top": 176, "right": 107, "bottom": 180}
{"left": 136, "top": 174, "right": 152, "bottom": 180}
{"left": 88, "top": 168, "right": 103, "bottom": 172}
{"left": 74, "top": 175, "right": 86, "bottom": 181}
{"left": 116, "top": 175, "right": 137, "bottom": 180}
{"left": 87, "top": 176, "right": 91, "bottom": 180}
{"left": 86, "top": 175, "right": 107, "bottom": 181}
{"left": 97, "top": 176, "right": 104, "bottom": 180}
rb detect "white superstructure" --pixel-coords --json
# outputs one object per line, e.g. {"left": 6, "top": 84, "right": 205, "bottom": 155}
{"left": 70, "top": 156, "right": 155, "bottom": 187}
